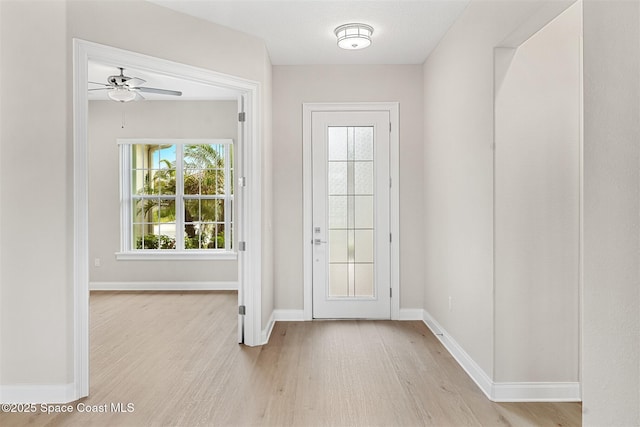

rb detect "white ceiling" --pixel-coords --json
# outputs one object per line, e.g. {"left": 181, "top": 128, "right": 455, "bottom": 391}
{"left": 148, "top": 0, "right": 471, "bottom": 65}
{"left": 89, "top": 1, "right": 470, "bottom": 101}
{"left": 88, "top": 61, "right": 239, "bottom": 101}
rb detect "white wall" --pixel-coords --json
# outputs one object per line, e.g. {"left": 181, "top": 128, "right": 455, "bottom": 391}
{"left": 582, "top": 0, "right": 640, "bottom": 424}
{"left": 272, "top": 65, "right": 424, "bottom": 312}
{"left": 1, "top": 0, "right": 272, "bottom": 390}
{"left": 494, "top": 4, "right": 581, "bottom": 382}
{"left": 88, "top": 100, "right": 238, "bottom": 285}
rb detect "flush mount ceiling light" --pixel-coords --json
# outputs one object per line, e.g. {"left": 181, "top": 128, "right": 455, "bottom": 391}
{"left": 335, "top": 23, "right": 374, "bottom": 50}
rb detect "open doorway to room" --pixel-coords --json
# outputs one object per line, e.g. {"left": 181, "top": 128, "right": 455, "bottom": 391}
{"left": 73, "top": 40, "right": 262, "bottom": 398}
{"left": 87, "top": 60, "right": 240, "bottom": 284}
{"left": 87, "top": 61, "right": 239, "bottom": 282}
{"left": 86, "top": 59, "right": 241, "bottom": 394}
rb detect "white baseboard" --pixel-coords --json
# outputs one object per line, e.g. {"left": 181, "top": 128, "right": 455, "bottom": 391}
{"left": 422, "top": 309, "right": 494, "bottom": 399}
{"left": 0, "top": 383, "right": 76, "bottom": 404}
{"left": 273, "top": 309, "right": 305, "bottom": 321}
{"left": 261, "top": 310, "right": 305, "bottom": 344}
{"left": 261, "top": 311, "right": 276, "bottom": 345}
{"left": 421, "top": 309, "right": 581, "bottom": 402}
{"left": 492, "top": 382, "right": 581, "bottom": 402}
{"left": 89, "top": 281, "right": 238, "bottom": 291}
{"left": 398, "top": 308, "right": 424, "bottom": 320}
{"left": 256, "top": 307, "right": 581, "bottom": 402}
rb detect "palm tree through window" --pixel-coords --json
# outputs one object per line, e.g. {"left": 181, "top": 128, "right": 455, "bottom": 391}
{"left": 123, "top": 140, "right": 233, "bottom": 252}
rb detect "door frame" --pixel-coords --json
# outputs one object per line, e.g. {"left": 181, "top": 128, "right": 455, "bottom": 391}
{"left": 302, "top": 103, "right": 400, "bottom": 320}
{"left": 72, "top": 39, "right": 263, "bottom": 399}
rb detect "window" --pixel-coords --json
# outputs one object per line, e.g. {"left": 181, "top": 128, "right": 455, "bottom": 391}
{"left": 118, "top": 139, "right": 234, "bottom": 259}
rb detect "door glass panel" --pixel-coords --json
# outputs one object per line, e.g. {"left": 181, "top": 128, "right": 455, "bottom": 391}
{"left": 327, "top": 126, "right": 375, "bottom": 298}
{"left": 355, "top": 127, "right": 374, "bottom": 160}
{"left": 354, "top": 230, "right": 374, "bottom": 263}
{"left": 354, "top": 162, "right": 374, "bottom": 194}
{"left": 329, "top": 196, "right": 348, "bottom": 228}
{"left": 354, "top": 196, "right": 374, "bottom": 229}
{"left": 355, "top": 264, "right": 374, "bottom": 297}
{"left": 328, "top": 162, "right": 347, "bottom": 195}
{"left": 329, "top": 230, "right": 348, "bottom": 263}
{"left": 328, "top": 127, "right": 348, "bottom": 160}
{"left": 329, "top": 264, "right": 349, "bottom": 297}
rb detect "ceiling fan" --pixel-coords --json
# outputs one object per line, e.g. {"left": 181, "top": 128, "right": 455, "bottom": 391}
{"left": 88, "top": 67, "right": 182, "bottom": 102}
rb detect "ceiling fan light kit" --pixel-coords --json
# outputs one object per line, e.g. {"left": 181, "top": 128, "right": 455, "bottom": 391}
{"left": 335, "top": 23, "right": 374, "bottom": 50}
{"left": 108, "top": 87, "right": 136, "bottom": 103}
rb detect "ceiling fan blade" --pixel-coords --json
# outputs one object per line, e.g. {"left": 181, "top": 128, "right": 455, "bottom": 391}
{"left": 89, "top": 81, "right": 112, "bottom": 87}
{"left": 135, "top": 92, "right": 146, "bottom": 101}
{"left": 135, "top": 87, "right": 182, "bottom": 96}
{"left": 126, "top": 77, "right": 146, "bottom": 87}
{"left": 88, "top": 88, "right": 111, "bottom": 91}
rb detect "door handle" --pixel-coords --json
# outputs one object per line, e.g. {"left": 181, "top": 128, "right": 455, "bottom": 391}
{"left": 314, "top": 239, "right": 327, "bottom": 245}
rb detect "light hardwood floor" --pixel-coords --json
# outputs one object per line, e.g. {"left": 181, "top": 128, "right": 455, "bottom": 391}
{"left": 1, "top": 292, "right": 581, "bottom": 426}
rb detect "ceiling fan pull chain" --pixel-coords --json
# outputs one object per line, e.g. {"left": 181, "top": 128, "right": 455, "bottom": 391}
{"left": 121, "top": 107, "right": 126, "bottom": 129}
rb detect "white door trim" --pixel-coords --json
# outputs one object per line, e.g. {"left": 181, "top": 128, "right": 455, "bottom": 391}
{"left": 72, "top": 39, "right": 263, "bottom": 401}
{"left": 303, "top": 102, "right": 400, "bottom": 320}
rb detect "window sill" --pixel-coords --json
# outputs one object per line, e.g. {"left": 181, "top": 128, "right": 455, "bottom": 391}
{"left": 115, "top": 251, "right": 238, "bottom": 261}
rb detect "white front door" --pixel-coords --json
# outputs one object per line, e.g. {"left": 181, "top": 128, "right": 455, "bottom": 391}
{"left": 311, "top": 111, "right": 391, "bottom": 319}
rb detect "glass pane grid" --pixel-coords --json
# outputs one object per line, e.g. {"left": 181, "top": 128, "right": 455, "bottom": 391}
{"left": 327, "top": 126, "right": 375, "bottom": 298}
{"left": 182, "top": 144, "right": 229, "bottom": 251}
{"left": 132, "top": 194, "right": 177, "bottom": 250}
{"left": 128, "top": 143, "right": 233, "bottom": 252}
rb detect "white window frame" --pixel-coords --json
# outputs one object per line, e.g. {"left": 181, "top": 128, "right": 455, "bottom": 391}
{"left": 116, "top": 138, "right": 237, "bottom": 260}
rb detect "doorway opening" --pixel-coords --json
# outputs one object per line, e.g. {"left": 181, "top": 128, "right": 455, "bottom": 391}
{"left": 73, "top": 39, "right": 263, "bottom": 399}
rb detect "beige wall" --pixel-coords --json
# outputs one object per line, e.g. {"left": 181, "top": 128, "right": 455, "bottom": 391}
{"left": 424, "top": 0, "right": 639, "bottom": 420}
{"left": 262, "top": 50, "right": 274, "bottom": 328}
{"left": 0, "top": 0, "right": 71, "bottom": 385}
{"left": 2, "top": 0, "right": 639, "bottom": 421}
{"left": 582, "top": 0, "right": 640, "bottom": 424}
{"left": 88, "top": 100, "right": 238, "bottom": 285}
{"left": 272, "top": 65, "right": 424, "bottom": 311}
{"left": 0, "top": 0, "right": 272, "bottom": 387}
{"left": 67, "top": 1, "right": 267, "bottom": 84}
{"left": 421, "top": 0, "right": 563, "bottom": 379}
{"left": 70, "top": 0, "right": 275, "bottom": 326}
{"left": 494, "top": 3, "right": 581, "bottom": 382}
{"left": 72, "top": 0, "right": 274, "bottom": 337}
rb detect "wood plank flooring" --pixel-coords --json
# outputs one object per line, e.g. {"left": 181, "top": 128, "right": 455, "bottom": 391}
{"left": 1, "top": 292, "right": 581, "bottom": 426}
